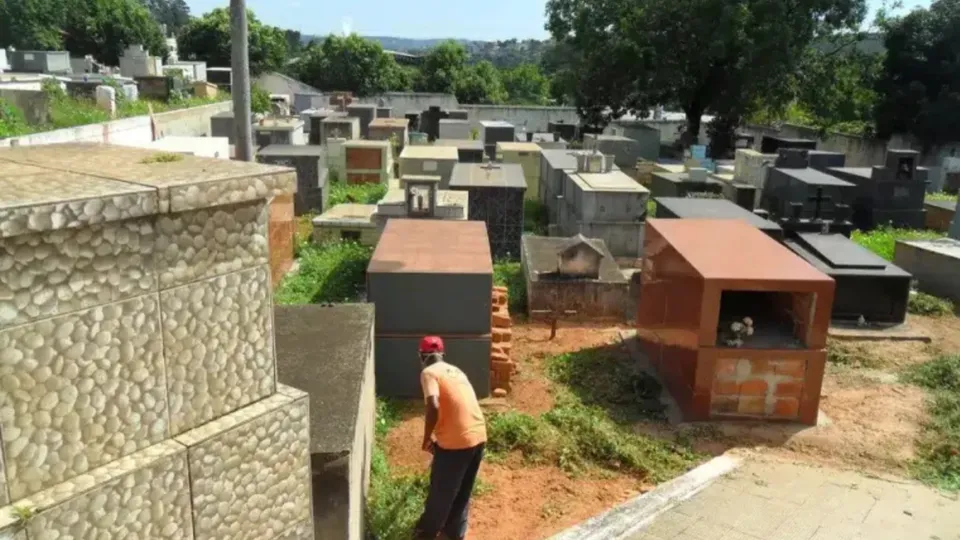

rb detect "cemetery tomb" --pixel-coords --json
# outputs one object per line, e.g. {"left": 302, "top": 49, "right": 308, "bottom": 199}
{"left": 497, "top": 142, "right": 542, "bottom": 201}
{"left": 399, "top": 145, "right": 459, "bottom": 188}
{"left": 784, "top": 232, "right": 912, "bottom": 324}
{"left": 654, "top": 197, "right": 784, "bottom": 241}
{"left": 829, "top": 149, "right": 929, "bottom": 230}
{"left": 924, "top": 199, "right": 957, "bottom": 232}
{"left": 448, "top": 109, "right": 470, "bottom": 120}
{"left": 420, "top": 106, "right": 450, "bottom": 141}
{"left": 734, "top": 148, "right": 777, "bottom": 207}
{"left": 344, "top": 140, "right": 393, "bottom": 186}
{"left": 523, "top": 132, "right": 568, "bottom": 150}
{"left": 439, "top": 119, "right": 471, "bottom": 140}
{"left": 0, "top": 143, "right": 313, "bottom": 538}
{"left": 377, "top": 106, "right": 392, "bottom": 118}
{"left": 538, "top": 149, "right": 621, "bottom": 227}
{"left": 404, "top": 111, "right": 421, "bottom": 132}
{"left": 346, "top": 104, "right": 378, "bottom": 139}
{"left": 760, "top": 136, "right": 817, "bottom": 155}
{"left": 951, "top": 199, "right": 960, "bottom": 240}
{"left": 321, "top": 116, "right": 361, "bottom": 145}
{"left": 367, "top": 220, "right": 493, "bottom": 398}
{"left": 806, "top": 150, "right": 846, "bottom": 171}
{"left": 254, "top": 117, "right": 306, "bottom": 148}
{"left": 119, "top": 136, "right": 230, "bottom": 160}
{"left": 584, "top": 134, "right": 651, "bottom": 170}
{"left": 275, "top": 304, "right": 375, "bottom": 540}
{"left": 710, "top": 173, "right": 758, "bottom": 210}
{"left": 636, "top": 219, "right": 835, "bottom": 425}
{"left": 210, "top": 110, "right": 255, "bottom": 145}
{"left": 135, "top": 75, "right": 182, "bottom": 102}
{"left": 434, "top": 139, "right": 485, "bottom": 163}
{"left": 480, "top": 121, "right": 516, "bottom": 160}
{"left": 207, "top": 66, "right": 232, "bottom": 90}
{"left": 374, "top": 175, "right": 467, "bottom": 233}
{"left": 409, "top": 132, "right": 429, "bottom": 145}
{"left": 367, "top": 117, "right": 410, "bottom": 151}
{"left": 449, "top": 163, "right": 527, "bottom": 259}
{"left": 119, "top": 45, "right": 162, "bottom": 78}
{"left": 650, "top": 168, "right": 725, "bottom": 199}
{"left": 763, "top": 149, "right": 856, "bottom": 225}
{"left": 312, "top": 203, "right": 379, "bottom": 246}
{"left": 303, "top": 109, "right": 340, "bottom": 145}
{"left": 558, "top": 153, "right": 651, "bottom": 259}
{"left": 548, "top": 120, "right": 577, "bottom": 142}
{"left": 611, "top": 123, "right": 661, "bottom": 162}
{"left": 257, "top": 144, "right": 328, "bottom": 215}
{"left": 521, "top": 234, "right": 630, "bottom": 320}
{"left": 894, "top": 238, "right": 960, "bottom": 303}
{"left": 9, "top": 50, "right": 71, "bottom": 74}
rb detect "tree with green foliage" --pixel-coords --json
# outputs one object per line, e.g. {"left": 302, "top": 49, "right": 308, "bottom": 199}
{"left": 501, "top": 63, "right": 551, "bottom": 105}
{"left": 546, "top": 0, "right": 868, "bottom": 144}
{"left": 0, "top": 0, "right": 167, "bottom": 65}
{"left": 417, "top": 40, "right": 469, "bottom": 95}
{"left": 139, "top": 0, "right": 190, "bottom": 35}
{"left": 296, "top": 34, "right": 408, "bottom": 96}
{"left": 456, "top": 61, "right": 506, "bottom": 104}
{"left": 795, "top": 48, "right": 881, "bottom": 136}
{"left": 874, "top": 0, "right": 960, "bottom": 147}
{"left": 178, "top": 8, "right": 287, "bottom": 75}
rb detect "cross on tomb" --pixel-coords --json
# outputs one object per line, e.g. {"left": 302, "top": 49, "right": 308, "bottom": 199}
{"left": 808, "top": 187, "right": 832, "bottom": 221}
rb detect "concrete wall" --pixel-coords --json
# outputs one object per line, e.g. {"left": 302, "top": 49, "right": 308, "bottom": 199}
{"left": 0, "top": 101, "right": 231, "bottom": 147}
{"left": 894, "top": 240, "right": 960, "bottom": 303}
{"left": 0, "top": 88, "right": 49, "bottom": 124}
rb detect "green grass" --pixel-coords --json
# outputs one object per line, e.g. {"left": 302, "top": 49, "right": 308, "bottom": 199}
{"left": 274, "top": 241, "right": 372, "bottom": 305}
{"left": 908, "top": 292, "right": 956, "bottom": 317}
{"left": 486, "top": 347, "right": 700, "bottom": 481}
{"left": 926, "top": 192, "right": 958, "bottom": 203}
{"left": 328, "top": 182, "right": 388, "bottom": 206}
{"left": 493, "top": 260, "right": 527, "bottom": 314}
{"left": 524, "top": 199, "right": 549, "bottom": 235}
{"left": 851, "top": 226, "right": 944, "bottom": 262}
{"left": 901, "top": 355, "right": 960, "bottom": 491}
{"left": 647, "top": 198, "right": 657, "bottom": 218}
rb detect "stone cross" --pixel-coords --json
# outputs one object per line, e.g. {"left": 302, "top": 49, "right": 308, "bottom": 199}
{"left": 808, "top": 188, "right": 831, "bottom": 221}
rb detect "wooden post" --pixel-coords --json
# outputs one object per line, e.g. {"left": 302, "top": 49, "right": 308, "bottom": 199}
{"left": 531, "top": 309, "right": 579, "bottom": 340}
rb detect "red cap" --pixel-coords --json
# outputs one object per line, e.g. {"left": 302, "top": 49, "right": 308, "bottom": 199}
{"left": 419, "top": 336, "right": 445, "bottom": 354}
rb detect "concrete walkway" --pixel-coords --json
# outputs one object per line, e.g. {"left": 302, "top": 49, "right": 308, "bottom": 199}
{"left": 629, "top": 457, "right": 960, "bottom": 540}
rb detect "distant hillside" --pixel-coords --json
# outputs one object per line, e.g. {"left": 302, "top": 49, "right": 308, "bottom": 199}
{"left": 300, "top": 34, "right": 480, "bottom": 52}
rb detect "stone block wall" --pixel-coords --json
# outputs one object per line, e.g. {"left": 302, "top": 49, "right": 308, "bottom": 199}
{"left": 0, "top": 144, "right": 313, "bottom": 540}
{"left": 490, "top": 286, "right": 516, "bottom": 394}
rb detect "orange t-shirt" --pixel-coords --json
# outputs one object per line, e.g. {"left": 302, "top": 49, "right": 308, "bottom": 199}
{"left": 420, "top": 362, "right": 487, "bottom": 450}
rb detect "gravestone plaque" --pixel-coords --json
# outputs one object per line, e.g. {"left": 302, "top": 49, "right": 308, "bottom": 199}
{"left": 786, "top": 232, "right": 912, "bottom": 323}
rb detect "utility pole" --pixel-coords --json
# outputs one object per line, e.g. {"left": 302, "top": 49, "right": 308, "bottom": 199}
{"left": 230, "top": 0, "right": 253, "bottom": 161}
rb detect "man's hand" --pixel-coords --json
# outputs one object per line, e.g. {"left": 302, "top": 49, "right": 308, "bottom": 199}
{"left": 422, "top": 438, "right": 435, "bottom": 454}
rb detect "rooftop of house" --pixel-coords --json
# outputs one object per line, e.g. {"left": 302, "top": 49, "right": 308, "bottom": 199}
{"left": 368, "top": 219, "right": 492, "bottom": 274}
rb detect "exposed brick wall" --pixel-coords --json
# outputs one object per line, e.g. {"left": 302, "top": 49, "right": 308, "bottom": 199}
{"left": 710, "top": 357, "right": 806, "bottom": 420}
{"left": 490, "top": 286, "right": 516, "bottom": 395}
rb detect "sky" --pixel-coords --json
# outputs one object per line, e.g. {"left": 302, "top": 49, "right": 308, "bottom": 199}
{"left": 183, "top": 0, "right": 931, "bottom": 41}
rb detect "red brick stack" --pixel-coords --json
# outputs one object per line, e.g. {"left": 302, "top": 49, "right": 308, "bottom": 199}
{"left": 490, "top": 286, "right": 516, "bottom": 395}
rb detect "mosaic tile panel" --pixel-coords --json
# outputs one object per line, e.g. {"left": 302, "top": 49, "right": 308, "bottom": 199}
{"left": 178, "top": 392, "right": 311, "bottom": 540}
{"left": 20, "top": 441, "right": 193, "bottom": 540}
{"left": 155, "top": 201, "right": 268, "bottom": 289}
{"left": 0, "top": 295, "right": 168, "bottom": 500}
{"left": 0, "top": 219, "right": 157, "bottom": 329}
{"left": 161, "top": 265, "right": 275, "bottom": 434}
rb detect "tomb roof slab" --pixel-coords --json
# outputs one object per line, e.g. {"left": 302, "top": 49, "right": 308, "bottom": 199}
{"left": 368, "top": 219, "right": 492, "bottom": 274}
{"left": 774, "top": 167, "right": 856, "bottom": 187}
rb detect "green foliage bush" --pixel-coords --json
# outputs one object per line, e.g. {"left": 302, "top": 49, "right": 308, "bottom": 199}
{"left": 0, "top": 98, "right": 29, "bottom": 139}
{"left": 908, "top": 292, "right": 955, "bottom": 317}
{"left": 493, "top": 261, "right": 526, "bottom": 314}
{"left": 274, "top": 241, "right": 372, "bottom": 305}
{"left": 328, "top": 183, "right": 388, "bottom": 206}
{"left": 523, "top": 199, "right": 549, "bottom": 235}
{"left": 852, "top": 226, "right": 944, "bottom": 261}
{"left": 902, "top": 355, "right": 960, "bottom": 491}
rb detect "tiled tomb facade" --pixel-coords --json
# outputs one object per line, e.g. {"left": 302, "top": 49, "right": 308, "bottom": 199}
{"left": 0, "top": 143, "right": 313, "bottom": 540}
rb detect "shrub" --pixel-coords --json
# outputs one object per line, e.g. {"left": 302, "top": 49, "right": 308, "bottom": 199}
{"left": 252, "top": 84, "right": 271, "bottom": 114}
{"left": 908, "top": 292, "right": 955, "bottom": 317}
{"left": 274, "top": 241, "right": 372, "bottom": 305}
{"left": 523, "top": 199, "right": 549, "bottom": 235}
{"left": 493, "top": 261, "right": 527, "bottom": 314}
{"left": 0, "top": 98, "right": 30, "bottom": 139}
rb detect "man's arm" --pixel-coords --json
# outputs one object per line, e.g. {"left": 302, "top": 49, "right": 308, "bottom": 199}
{"left": 421, "top": 371, "right": 440, "bottom": 453}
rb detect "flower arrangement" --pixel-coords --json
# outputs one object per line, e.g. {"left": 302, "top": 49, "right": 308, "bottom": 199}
{"left": 725, "top": 316, "right": 754, "bottom": 348}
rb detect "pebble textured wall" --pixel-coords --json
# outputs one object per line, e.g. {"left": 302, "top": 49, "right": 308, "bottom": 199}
{"left": 155, "top": 201, "right": 268, "bottom": 288}
{"left": 178, "top": 391, "right": 310, "bottom": 540}
{"left": 0, "top": 295, "right": 167, "bottom": 500}
{"left": 0, "top": 144, "right": 311, "bottom": 539}
{"left": 0, "top": 219, "right": 157, "bottom": 328}
{"left": 161, "top": 266, "right": 275, "bottom": 435}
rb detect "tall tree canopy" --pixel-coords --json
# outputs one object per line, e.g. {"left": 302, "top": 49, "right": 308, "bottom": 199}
{"left": 501, "top": 63, "right": 551, "bottom": 105}
{"left": 0, "top": 0, "right": 168, "bottom": 65}
{"left": 417, "top": 40, "right": 469, "bottom": 95}
{"left": 874, "top": 0, "right": 960, "bottom": 146}
{"left": 456, "top": 60, "right": 507, "bottom": 104}
{"left": 178, "top": 8, "right": 287, "bottom": 75}
{"left": 296, "top": 34, "right": 409, "bottom": 96}
{"left": 139, "top": 0, "right": 190, "bottom": 35}
{"left": 545, "top": 0, "right": 868, "bottom": 143}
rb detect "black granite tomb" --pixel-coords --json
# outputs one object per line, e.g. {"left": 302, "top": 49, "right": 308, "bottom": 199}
{"left": 807, "top": 150, "right": 847, "bottom": 171}
{"left": 405, "top": 112, "right": 421, "bottom": 132}
{"left": 784, "top": 232, "right": 912, "bottom": 323}
{"left": 346, "top": 104, "right": 377, "bottom": 139}
{"left": 256, "top": 145, "right": 327, "bottom": 215}
{"left": 760, "top": 136, "right": 817, "bottom": 154}
{"left": 829, "top": 149, "right": 929, "bottom": 230}
{"left": 763, "top": 149, "right": 857, "bottom": 226}
{"left": 654, "top": 197, "right": 784, "bottom": 241}
{"left": 305, "top": 109, "right": 338, "bottom": 145}
{"left": 449, "top": 163, "right": 527, "bottom": 259}
{"left": 548, "top": 121, "right": 578, "bottom": 142}
{"left": 435, "top": 139, "right": 485, "bottom": 163}
{"left": 721, "top": 181, "right": 758, "bottom": 210}
{"left": 420, "top": 106, "right": 450, "bottom": 142}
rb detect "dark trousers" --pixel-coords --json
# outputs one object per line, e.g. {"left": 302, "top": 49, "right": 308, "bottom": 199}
{"left": 414, "top": 442, "right": 485, "bottom": 540}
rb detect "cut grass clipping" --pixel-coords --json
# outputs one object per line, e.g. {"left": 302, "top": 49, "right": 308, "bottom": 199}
{"left": 901, "top": 355, "right": 960, "bottom": 491}
{"left": 908, "top": 291, "right": 955, "bottom": 317}
{"left": 852, "top": 226, "right": 944, "bottom": 262}
{"left": 274, "top": 241, "right": 372, "bottom": 305}
{"left": 487, "top": 347, "right": 699, "bottom": 482}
